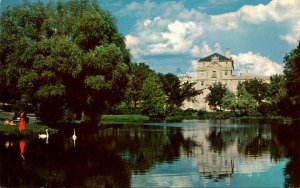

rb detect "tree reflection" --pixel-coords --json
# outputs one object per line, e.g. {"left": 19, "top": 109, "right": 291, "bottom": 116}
{"left": 0, "top": 121, "right": 299, "bottom": 187}
{"left": 206, "top": 127, "right": 236, "bottom": 153}
{"left": 205, "top": 120, "right": 300, "bottom": 187}
{"left": 274, "top": 122, "right": 300, "bottom": 188}
{"left": 0, "top": 125, "right": 195, "bottom": 187}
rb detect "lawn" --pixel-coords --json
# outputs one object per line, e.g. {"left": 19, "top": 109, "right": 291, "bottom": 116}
{"left": 0, "top": 110, "right": 58, "bottom": 136}
{"left": 100, "top": 114, "right": 150, "bottom": 125}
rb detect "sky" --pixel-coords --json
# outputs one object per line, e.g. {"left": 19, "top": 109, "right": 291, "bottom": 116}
{"left": 1, "top": 0, "right": 299, "bottom": 76}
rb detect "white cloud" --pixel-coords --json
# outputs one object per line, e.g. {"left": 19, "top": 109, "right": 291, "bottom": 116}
{"left": 127, "top": 17, "right": 204, "bottom": 56}
{"left": 280, "top": 21, "right": 300, "bottom": 45}
{"left": 211, "top": 12, "right": 239, "bottom": 31}
{"left": 151, "top": 20, "right": 203, "bottom": 55}
{"left": 233, "top": 0, "right": 300, "bottom": 24}
{"left": 120, "top": 0, "right": 298, "bottom": 75}
{"left": 232, "top": 52, "right": 283, "bottom": 76}
{"left": 210, "top": 0, "right": 300, "bottom": 42}
{"left": 117, "top": 0, "right": 156, "bottom": 17}
{"left": 125, "top": 35, "right": 143, "bottom": 58}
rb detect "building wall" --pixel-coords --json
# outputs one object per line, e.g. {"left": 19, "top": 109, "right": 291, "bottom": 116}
{"left": 181, "top": 49, "right": 270, "bottom": 111}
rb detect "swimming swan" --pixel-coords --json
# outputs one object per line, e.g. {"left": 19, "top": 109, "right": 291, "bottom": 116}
{"left": 72, "top": 129, "right": 77, "bottom": 147}
{"left": 72, "top": 129, "right": 77, "bottom": 140}
{"left": 39, "top": 129, "right": 49, "bottom": 139}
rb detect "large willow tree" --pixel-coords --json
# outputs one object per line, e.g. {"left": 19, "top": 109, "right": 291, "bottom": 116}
{"left": 0, "top": 0, "right": 131, "bottom": 122}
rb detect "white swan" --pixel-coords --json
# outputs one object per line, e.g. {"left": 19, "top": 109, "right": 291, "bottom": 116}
{"left": 39, "top": 129, "right": 49, "bottom": 139}
{"left": 72, "top": 129, "right": 77, "bottom": 140}
{"left": 72, "top": 129, "right": 77, "bottom": 147}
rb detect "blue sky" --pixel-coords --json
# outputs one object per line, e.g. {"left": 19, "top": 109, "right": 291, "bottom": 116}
{"left": 1, "top": 0, "right": 299, "bottom": 76}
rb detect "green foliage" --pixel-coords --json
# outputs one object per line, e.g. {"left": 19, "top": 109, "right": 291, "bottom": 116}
{"left": 159, "top": 73, "right": 181, "bottom": 108}
{"left": 283, "top": 42, "right": 300, "bottom": 117}
{"left": 264, "top": 74, "right": 287, "bottom": 115}
{"left": 235, "top": 86, "right": 258, "bottom": 116}
{"left": 221, "top": 91, "right": 236, "bottom": 110}
{"left": 141, "top": 74, "right": 167, "bottom": 119}
{"left": 197, "top": 110, "right": 233, "bottom": 119}
{"left": 100, "top": 114, "right": 149, "bottom": 124}
{"left": 0, "top": 123, "right": 57, "bottom": 136}
{"left": 121, "top": 69, "right": 200, "bottom": 116}
{"left": 222, "top": 86, "right": 257, "bottom": 116}
{"left": 237, "top": 78, "right": 268, "bottom": 104}
{"left": 0, "top": 0, "right": 130, "bottom": 122}
{"left": 164, "top": 107, "right": 184, "bottom": 122}
{"left": 123, "top": 63, "right": 155, "bottom": 110}
{"left": 159, "top": 73, "right": 201, "bottom": 110}
{"left": 84, "top": 75, "right": 107, "bottom": 90}
{"left": 257, "top": 102, "right": 277, "bottom": 116}
{"left": 205, "top": 82, "right": 229, "bottom": 110}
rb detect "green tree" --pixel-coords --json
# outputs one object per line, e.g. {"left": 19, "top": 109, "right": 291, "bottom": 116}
{"left": 259, "top": 74, "right": 287, "bottom": 116}
{"left": 159, "top": 73, "right": 201, "bottom": 110}
{"left": 141, "top": 74, "right": 167, "bottom": 119}
{"left": 205, "top": 82, "right": 228, "bottom": 110}
{"left": 237, "top": 78, "right": 268, "bottom": 105}
{"left": 283, "top": 42, "right": 300, "bottom": 117}
{"left": 221, "top": 91, "right": 237, "bottom": 112}
{"left": 222, "top": 86, "right": 257, "bottom": 116}
{"left": 0, "top": 0, "right": 130, "bottom": 122}
{"left": 124, "top": 63, "right": 154, "bottom": 110}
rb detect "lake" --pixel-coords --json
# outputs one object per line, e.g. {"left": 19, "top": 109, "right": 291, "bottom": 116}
{"left": 0, "top": 119, "right": 299, "bottom": 187}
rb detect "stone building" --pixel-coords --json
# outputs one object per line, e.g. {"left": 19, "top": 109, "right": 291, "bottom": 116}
{"left": 180, "top": 49, "right": 269, "bottom": 110}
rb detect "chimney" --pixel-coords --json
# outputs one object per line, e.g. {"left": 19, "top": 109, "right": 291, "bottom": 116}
{"left": 225, "top": 48, "right": 231, "bottom": 59}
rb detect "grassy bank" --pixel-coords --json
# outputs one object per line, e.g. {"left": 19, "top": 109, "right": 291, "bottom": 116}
{"left": 100, "top": 114, "right": 150, "bottom": 125}
{"left": 0, "top": 111, "right": 58, "bottom": 136}
{"left": 0, "top": 123, "right": 58, "bottom": 136}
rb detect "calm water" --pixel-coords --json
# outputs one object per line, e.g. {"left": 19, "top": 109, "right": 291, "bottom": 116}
{"left": 0, "top": 119, "right": 299, "bottom": 187}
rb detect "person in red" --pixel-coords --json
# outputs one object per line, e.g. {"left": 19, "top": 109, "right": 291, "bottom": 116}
{"left": 19, "top": 112, "right": 26, "bottom": 132}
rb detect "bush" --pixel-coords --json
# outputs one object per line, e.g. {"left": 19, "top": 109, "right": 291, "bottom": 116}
{"left": 258, "top": 102, "right": 278, "bottom": 116}
{"left": 198, "top": 110, "right": 233, "bottom": 119}
{"left": 165, "top": 115, "right": 184, "bottom": 122}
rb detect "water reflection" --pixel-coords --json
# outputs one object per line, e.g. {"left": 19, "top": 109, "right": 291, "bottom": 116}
{"left": 19, "top": 140, "right": 26, "bottom": 160}
{"left": 0, "top": 120, "right": 299, "bottom": 187}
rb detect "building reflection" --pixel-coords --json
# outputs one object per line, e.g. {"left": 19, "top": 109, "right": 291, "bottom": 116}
{"left": 182, "top": 122, "right": 278, "bottom": 185}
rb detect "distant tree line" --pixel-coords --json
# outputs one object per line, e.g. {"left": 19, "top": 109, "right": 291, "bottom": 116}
{"left": 114, "top": 63, "right": 201, "bottom": 119}
{"left": 0, "top": 0, "right": 200, "bottom": 122}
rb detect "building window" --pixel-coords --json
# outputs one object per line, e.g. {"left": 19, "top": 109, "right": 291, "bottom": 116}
{"left": 201, "top": 81, "right": 204, "bottom": 86}
{"left": 225, "top": 71, "right": 228, "bottom": 75}
{"left": 201, "top": 71, "right": 205, "bottom": 76}
{"left": 212, "top": 71, "right": 217, "bottom": 78}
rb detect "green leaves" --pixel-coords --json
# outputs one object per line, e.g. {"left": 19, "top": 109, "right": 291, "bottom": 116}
{"left": 17, "top": 71, "right": 39, "bottom": 88}
{"left": 221, "top": 86, "right": 257, "bottom": 116}
{"left": 237, "top": 78, "right": 268, "bottom": 104}
{"left": 141, "top": 74, "right": 167, "bottom": 119}
{"left": 84, "top": 75, "right": 110, "bottom": 91}
{"left": 37, "top": 84, "right": 66, "bottom": 99}
{"left": 0, "top": 0, "right": 130, "bottom": 121}
{"left": 283, "top": 42, "right": 300, "bottom": 117}
{"left": 205, "top": 82, "right": 229, "bottom": 110}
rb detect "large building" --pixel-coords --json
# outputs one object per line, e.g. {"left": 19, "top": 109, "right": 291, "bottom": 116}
{"left": 181, "top": 49, "right": 269, "bottom": 110}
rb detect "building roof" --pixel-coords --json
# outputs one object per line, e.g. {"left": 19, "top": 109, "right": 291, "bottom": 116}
{"left": 199, "top": 53, "right": 231, "bottom": 61}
